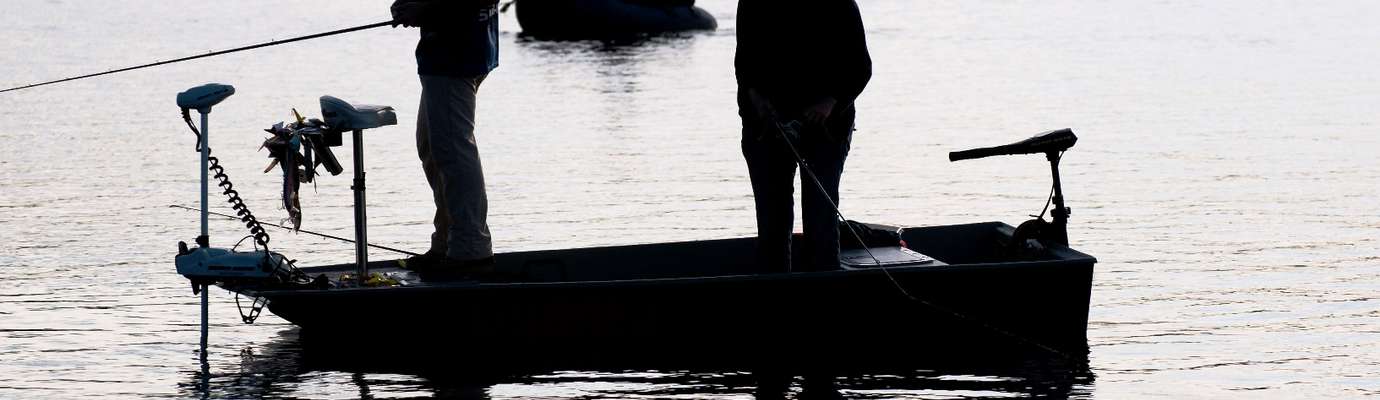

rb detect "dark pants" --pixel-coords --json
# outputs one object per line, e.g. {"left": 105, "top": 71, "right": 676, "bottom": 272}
{"left": 740, "top": 95, "right": 854, "bottom": 273}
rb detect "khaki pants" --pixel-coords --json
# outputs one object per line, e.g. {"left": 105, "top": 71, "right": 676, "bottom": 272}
{"left": 417, "top": 74, "right": 492, "bottom": 260}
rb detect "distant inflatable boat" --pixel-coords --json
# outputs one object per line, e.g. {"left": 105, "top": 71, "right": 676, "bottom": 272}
{"left": 513, "top": 0, "right": 717, "bottom": 40}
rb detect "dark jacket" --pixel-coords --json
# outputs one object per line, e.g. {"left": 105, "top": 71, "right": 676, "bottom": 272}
{"left": 734, "top": 0, "right": 872, "bottom": 113}
{"left": 415, "top": 0, "right": 501, "bottom": 77}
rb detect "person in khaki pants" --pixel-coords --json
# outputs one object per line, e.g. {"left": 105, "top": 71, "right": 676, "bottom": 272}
{"left": 392, "top": 0, "right": 500, "bottom": 280}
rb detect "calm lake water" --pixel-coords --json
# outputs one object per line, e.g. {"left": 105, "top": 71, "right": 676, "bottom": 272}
{"left": 2, "top": 0, "right": 1378, "bottom": 398}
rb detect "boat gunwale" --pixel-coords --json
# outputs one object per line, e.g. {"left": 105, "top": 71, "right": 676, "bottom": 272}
{"left": 246, "top": 250, "right": 1095, "bottom": 298}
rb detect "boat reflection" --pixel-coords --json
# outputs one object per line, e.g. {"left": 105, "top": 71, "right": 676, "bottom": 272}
{"left": 182, "top": 328, "right": 1093, "bottom": 399}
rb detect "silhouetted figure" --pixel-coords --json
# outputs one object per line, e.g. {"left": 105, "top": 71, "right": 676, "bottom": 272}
{"left": 735, "top": 0, "right": 872, "bottom": 272}
{"left": 392, "top": 0, "right": 501, "bottom": 276}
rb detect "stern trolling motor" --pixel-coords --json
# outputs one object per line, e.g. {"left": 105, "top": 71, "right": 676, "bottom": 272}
{"left": 949, "top": 128, "right": 1079, "bottom": 255}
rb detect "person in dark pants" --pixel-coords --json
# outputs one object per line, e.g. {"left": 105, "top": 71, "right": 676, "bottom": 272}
{"left": 392, "top": 0, "right": 501, "bottom": 275}
{"left": 735, "top": 0, "right": 872, "bottom": 273}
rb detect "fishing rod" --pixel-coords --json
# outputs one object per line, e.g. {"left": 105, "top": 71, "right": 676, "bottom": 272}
{"left": 169, "top": 204, "right": 420, "bottom": 257}
{"left": 0, "top": 20, "right": 395, "bottom": 94}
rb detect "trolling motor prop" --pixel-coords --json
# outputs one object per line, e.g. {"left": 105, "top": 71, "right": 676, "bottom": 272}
{"left": 950, "top": 129, "right": 1079, "bottom": 256}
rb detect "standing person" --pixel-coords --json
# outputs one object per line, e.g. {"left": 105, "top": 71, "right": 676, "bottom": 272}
{"left": 392, "top": 0, "right": 501, "bottom": 277}
{"left": 735, "top": 0, "right": 872, "bottom": 273}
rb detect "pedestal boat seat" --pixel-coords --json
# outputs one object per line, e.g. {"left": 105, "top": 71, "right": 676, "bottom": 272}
{"left": 320, "top": 95, "right": 396, "bottom": 131}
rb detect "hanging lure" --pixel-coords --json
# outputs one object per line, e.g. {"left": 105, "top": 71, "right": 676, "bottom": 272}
{"left": 260, "top": 110, "right": 346, "bottom": 231}
{"left": 261, "top": 122, "right": 303, "bottom": 230}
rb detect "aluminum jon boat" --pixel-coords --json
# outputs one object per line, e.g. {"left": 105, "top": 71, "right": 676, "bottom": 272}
{"left": 171, "top": 88, "right": 1094, "bottom": 364}
{"left": 265, "top": 223, "right": 1094, "bottom": 360}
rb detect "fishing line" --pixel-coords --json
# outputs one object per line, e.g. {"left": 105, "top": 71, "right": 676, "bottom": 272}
{"left": 773, "top": 122, "right": 887, "bottom": 271}
{"left": 0, "top": 20, "right": 394, "bottom": 94}
{"left": 169, "top": 204, "right": 421, "bottom": 257}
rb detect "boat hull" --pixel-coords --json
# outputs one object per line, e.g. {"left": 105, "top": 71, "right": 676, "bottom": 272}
{"left": 514, "top": 0, "right": 717, "bottom": 40}
{"left": 252, "top": 222, "right": 1094, "bottom": 361}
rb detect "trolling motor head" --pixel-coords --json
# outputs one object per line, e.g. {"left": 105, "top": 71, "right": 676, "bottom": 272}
{"left": 176, "top": 83, "right": 236, "bottom": 113}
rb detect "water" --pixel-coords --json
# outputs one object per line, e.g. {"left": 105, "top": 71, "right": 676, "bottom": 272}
{"left": 1, "top": 0, "right": 1377, "bottom": 398}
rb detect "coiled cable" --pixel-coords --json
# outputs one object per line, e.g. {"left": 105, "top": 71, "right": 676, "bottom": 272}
{"left": 208, "top": 155, "right": 270, "bottom": 249}
{"left": 182, "top": 110, "right": 271, "bottom": 250}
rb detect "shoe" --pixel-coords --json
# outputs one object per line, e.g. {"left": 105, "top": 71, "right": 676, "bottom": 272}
{"left": 399, "top": 250, "right": 446, "bottom": 271}
{"left": 418, "top": 256, "right": 496, "bottom": 282}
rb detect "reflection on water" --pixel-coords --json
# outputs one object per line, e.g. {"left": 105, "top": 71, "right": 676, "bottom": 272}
{"left": 3, "top": 0, "right": 1380, "bottom": 398}
{"left": 511, "top": 32, "right": 714, "bottom": 143}
{"left": 182, "top": 328, "right": 1093, "bottom": 399}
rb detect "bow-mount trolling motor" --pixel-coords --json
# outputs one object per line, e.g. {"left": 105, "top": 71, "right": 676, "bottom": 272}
{"left": 173, "top": 83, "right": 299, "bottom": 288}
{"left": 170, "top": 83, "right": 399, "bottom": 353}
{"left": 949, "top": 128, "right": 1080, "bottom": 257}
{"left": 172, "top": 83, "right": 311, "bottom": 355}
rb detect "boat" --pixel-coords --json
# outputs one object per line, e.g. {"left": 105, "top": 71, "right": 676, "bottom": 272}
{"left": 512, "top": 0, "right": 717, "bottom": 40}
{"left": 171, "top": 88, "right": 1095, "bottom": 364}
{"left": 264, "top": 223, "right": 1095, "bottom": 361}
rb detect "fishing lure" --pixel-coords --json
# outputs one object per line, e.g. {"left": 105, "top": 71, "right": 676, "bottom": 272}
{"left": 260, "top": 110, "right": 345, "bottom": 230}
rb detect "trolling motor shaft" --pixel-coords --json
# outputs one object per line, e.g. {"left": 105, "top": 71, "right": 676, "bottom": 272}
{"left": 177, "top": 83, "right": 236, "bottom": 248}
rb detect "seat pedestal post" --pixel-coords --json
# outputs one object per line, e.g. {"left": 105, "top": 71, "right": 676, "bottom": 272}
{"left": 351, "top": 129, "right": 368, "bottom": 284}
